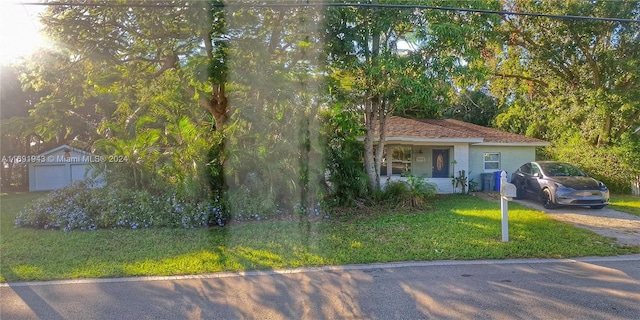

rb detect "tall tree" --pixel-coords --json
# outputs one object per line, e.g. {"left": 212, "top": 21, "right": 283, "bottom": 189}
{"left": 325, "top": 0, "right": 501, "bottom": 190}
{"left": 326, "top": 3, "right": 422, "bottom": 190}
{"left": 1, "top": 64, "right": 50, "bottom": 190}
{"left": 17, "top": 1, "right": 232, "bottom": 194}
{"left": 442, "top": 89, "right": 498, "bottom": 126}
{"left": 490, "top": 0, "right": 640, "bottom": 146}
{"left": 489, "top": 0, "right": 640, "bottom": 191}
{"left": 32, "top": 0, "right": 229, "bottom": 128}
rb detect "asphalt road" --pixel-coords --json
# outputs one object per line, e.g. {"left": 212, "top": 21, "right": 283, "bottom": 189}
{"left": 2, "top": 255, "right": 640, "bottom": 320}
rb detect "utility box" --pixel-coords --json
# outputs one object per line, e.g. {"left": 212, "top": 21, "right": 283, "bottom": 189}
{"left": 481, "top": 173, "right": 495, "bottom": 191}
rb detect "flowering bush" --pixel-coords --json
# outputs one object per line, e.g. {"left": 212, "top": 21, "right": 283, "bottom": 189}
{"left": 14, "top": 181, "right": 101, "bottom": 232}
{"left": 15, "top": 179, "right": 330, "bottom": 232}
{"left": 15, "top": 181, "right": 226, "bottom": 231}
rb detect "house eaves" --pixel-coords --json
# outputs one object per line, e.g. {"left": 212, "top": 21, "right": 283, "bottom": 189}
{"left": 364, "top": 116, "right": 549, "bottom": 146}
{"left": 472, "top": 142, "right": 551, "bottom": 147}
{"left": 382, "top": 137, "right": 484, "bottom": 144}
{"left": 35, "top": 144, "right": 94, "bottom": 157}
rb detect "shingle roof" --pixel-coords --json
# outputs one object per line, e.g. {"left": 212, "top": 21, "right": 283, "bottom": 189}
{"left": 380, "top": 116, "right": 548, "bottom": 145}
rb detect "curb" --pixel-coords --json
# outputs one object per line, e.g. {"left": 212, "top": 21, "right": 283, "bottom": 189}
{"left": 3, "top": 254, "right": 640, "bottom": 288}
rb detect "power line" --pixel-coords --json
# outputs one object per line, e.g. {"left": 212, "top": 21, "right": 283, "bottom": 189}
{"left": 21, "top": 3, "right": 42, "bottom": 32}
{"left": 14, "top": 1, "right": 640, "bottom": 24}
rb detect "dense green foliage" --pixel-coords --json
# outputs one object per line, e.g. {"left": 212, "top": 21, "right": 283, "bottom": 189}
{"left": 442, "top": 90, "right": 498, "bottom": 126}
{"left": 320, "top": 106, "right": 368, "bottom": 206}
{"left": 490, "top": 0, "right": 640, "bottom": 192}
{"left": 541, "top": 135, "right": 640, "bottom": 193}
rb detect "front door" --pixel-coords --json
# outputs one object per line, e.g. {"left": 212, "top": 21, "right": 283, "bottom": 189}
{"left": 432, "top": 149, "right": 449, "bottom": 178}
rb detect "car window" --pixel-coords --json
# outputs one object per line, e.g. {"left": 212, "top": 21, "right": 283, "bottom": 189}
{"left": 531, "top": 164, "right": 541, "bottom": 175}
{"left": 540, "top": 163, "right": 587, "bottom": 177}
{"left": 519, "top": 163, "right": 531, "bottom": 174}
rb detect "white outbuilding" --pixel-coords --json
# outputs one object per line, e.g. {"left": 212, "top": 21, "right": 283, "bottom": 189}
{"left": 28, "top": 144, "right": 101, "bottom": 192}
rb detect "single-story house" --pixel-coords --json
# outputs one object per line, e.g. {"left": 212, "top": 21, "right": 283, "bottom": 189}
{"left": 28, "top": 144, "right": 103, "bottom": 191}
{"left": 373, "top": 116, "right": 549, "bottom": 193}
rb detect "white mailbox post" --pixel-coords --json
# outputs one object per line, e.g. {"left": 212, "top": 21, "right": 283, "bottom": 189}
{"left": 500, "top": 171, "right": 517, "bottom": 242}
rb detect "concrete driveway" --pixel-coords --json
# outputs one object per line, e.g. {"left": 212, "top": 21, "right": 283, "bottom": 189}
{"left": 475, "top": 192, "right": 640, "bottom": 246}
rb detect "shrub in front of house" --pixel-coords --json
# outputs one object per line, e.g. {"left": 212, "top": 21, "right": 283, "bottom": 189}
{"left": 405, "top": 174, "right": 437, "bottom": 207}
{"left": 543, "top": 135, "right": 640, "bottom": 194}
{"left": 14, "top": 181, "right": 226, "bottom": 231}
{"left": 372, "top": 175, "right": 436, "bottom": 208}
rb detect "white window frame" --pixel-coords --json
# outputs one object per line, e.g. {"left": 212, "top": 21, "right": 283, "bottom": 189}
{"left": 483, "top": 152, "right": 501, "bottom": 171}
{"left": 381, "top": 146, "right": 412, "bottom": 176}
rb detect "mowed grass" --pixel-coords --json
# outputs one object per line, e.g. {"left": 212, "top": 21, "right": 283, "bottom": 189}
{"left": 609, "top": 194, "right": 640, "bottom": 217}
{"left": 2, "top": 192, "right": 639, "bottom": 282}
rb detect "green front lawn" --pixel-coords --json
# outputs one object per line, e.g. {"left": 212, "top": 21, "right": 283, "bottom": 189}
{"left": 610, "top": 194, "right": 640, "bottom": 217}
{"left": 2, "top": 192, "right": 639, "bottom": 282}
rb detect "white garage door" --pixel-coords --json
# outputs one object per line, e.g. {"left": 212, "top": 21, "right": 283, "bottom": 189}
{"left": 34, "top": 165, "right": 68, "bottom": 191}
{"left": 71, "top": 164, "right": 88, "bottom": 181}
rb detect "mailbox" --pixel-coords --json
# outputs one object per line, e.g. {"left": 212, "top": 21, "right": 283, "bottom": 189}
{"left": 498, "top": 171, "right": 515, "bottom": 242}
{"left": 501, "top": 183, "right": 517, "bottom": 200}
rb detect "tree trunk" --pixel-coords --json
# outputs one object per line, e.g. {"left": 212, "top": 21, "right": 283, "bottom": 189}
{"left": 373, "top": 98, "right": 387, "bottom": 189}
{"left": 363, "top": 99, "right": 379, "bottom": 191}
{"left": 597, "top": 114, "right": 612, "bottom": 147}
{"left": 632, "top": 176, "right": 640, "bottom": 196}
{"left": 362, "top": 1, "right": 383, "bottom": 191}
{"left": 209, "top": 84, "right": 228, "bottom": 130}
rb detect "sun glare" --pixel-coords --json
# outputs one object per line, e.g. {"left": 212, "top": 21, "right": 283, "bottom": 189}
{"left": 0, "top": 2, "right": 49, "bottom": 65}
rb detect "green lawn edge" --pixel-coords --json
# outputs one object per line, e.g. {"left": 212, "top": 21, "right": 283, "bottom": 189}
{"left": 2, "top": 192, "right": 639, "bottom": 282}
{"left": 609, "top": 194, "right": 640, "bottom": 217}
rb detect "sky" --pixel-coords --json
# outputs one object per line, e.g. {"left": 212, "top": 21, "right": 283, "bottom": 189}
{"left": 0, "top": 2, "right": 48, "bottom": 65}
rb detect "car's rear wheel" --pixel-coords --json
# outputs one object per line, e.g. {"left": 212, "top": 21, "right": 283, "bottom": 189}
{"left": 542, "top": 189, "right": 557, "bottom": 209}
{"left": 590, "top": 205, "right": 606, "bottom": 209}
